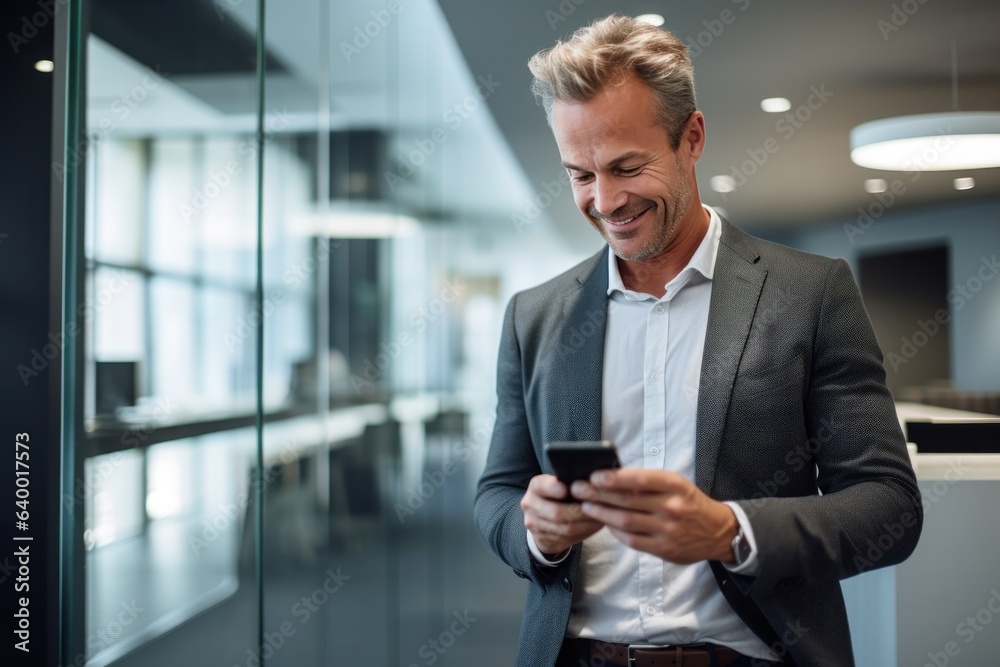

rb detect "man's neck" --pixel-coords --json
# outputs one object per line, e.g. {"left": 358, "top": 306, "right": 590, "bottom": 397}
{"left": 617, "top": 205, "right": 711, "bottom": 298}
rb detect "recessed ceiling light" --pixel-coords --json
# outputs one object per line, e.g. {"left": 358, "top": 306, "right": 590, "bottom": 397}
{"left": 34, "top": 60, "right": 54, "bottom": 73}
{"left": 954, "top": 177, "right": 975, "bottom": 190}
{"left": 864, "top": 179, "right": 888, "bottom": 194}
{"left": 635, "top": 14, "right": 665, "bottom": 27}
{"left": 710, "top": 175, "right": 735, "bottom": 193}
{"left": 760, "top": 97, "right": 791, "bottom": 113}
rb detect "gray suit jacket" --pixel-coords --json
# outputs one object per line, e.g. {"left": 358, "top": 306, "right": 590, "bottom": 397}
{"left": 474, "top": 220, "right": 922, "bottom": 666}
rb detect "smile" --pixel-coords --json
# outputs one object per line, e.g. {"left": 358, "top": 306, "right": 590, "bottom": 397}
{"left": 604, "top": 207, "right": 650, "bottom": 229}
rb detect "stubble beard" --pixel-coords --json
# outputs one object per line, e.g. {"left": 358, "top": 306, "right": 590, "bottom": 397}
{"left": 610, "top": 165, "right": 693, "bottom": 262}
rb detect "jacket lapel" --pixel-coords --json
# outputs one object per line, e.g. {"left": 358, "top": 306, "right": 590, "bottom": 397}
{"left": 695, "top": 221, "right": 767, "bottom": 493}
{"left": 556, "top": 247, "right": 609, "bottom": 443}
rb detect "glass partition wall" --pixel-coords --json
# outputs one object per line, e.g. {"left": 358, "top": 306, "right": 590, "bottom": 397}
{"left": 59, "top": 1, "right": 535, "bottom": 665}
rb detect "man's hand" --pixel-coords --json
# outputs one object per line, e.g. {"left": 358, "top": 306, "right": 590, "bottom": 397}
{"left": 573, "top": 469, "right": 738, "bottom": 564}
{"left": 521, "top": 474, "right": 605, "bottom": 556}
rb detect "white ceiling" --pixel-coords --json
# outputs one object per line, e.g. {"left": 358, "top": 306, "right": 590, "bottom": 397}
{"left": 87, "top": 0, "right": 1000, "bottom": 254}
{"left": 436, "top": 0, "right": 1000, "bottom": 242}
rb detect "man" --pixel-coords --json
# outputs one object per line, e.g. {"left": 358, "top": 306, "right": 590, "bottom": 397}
{"left": 474, "top": 14, "right": 922, "bottom": 667}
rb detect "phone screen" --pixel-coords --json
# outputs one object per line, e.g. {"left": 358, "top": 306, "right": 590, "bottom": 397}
{"left": 544, "top": 441, "right": 620, "bottom": 500}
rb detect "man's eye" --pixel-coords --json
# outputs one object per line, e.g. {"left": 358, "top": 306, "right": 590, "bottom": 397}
{"left": 573, "top": 174, "right": 593, "bottom": 183}
{"left": 618, "top": 166, "right": 640, "bottom": 175}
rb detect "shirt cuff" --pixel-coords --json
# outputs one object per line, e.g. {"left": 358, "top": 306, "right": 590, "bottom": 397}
{"left": 722, "top": 501, "right": 760, "bottom": 577}
{"left": 526, "top": 530, "right": 571, "bottom": 566}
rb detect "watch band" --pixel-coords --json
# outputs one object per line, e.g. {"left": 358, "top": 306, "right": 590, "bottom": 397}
{"left": 731, "top": 525, "right": 751, "bottom": 566}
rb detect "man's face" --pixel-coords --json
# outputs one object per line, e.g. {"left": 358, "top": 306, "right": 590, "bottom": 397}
{"left": 551, "top": 75, "right": 704, "bottom": 261}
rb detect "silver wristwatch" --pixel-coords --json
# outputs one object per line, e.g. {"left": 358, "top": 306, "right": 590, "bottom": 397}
{"left": 731, "top": 525, "right": 751, "bottom": 566}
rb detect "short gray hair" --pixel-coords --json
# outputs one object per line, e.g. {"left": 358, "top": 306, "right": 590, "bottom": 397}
{"left": 528, "top": 14, "right": 697, "bottom": 149}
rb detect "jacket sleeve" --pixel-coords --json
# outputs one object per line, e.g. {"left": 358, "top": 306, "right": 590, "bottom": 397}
{"left": 474, "top": 294, "right": 573, "bottom": 588}
{"left": 733, "top": 258, "right": 923, "bottom": 596}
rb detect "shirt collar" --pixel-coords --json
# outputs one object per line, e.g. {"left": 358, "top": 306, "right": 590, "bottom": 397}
{"left": 606, "top": 204, "right": 722, "bottom": 297}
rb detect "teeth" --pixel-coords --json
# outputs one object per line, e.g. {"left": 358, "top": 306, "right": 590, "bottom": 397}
{"left": 610, "top": 216, "right": 635, "bottom": 226}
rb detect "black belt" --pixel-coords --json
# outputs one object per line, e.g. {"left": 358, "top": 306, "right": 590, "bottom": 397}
{"left": 561, "top": 637, "right": 748, "bottom": 667}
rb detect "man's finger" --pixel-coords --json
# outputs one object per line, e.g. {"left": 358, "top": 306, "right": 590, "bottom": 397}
{"left": 589, "top": 468, "right": 689, "bottom": 493}
{"left": 530, "top": 474, "right": 569, "bottom": 500}
{"left": 571, "top": 483, "right": 663, "bottom": 512}
{"left": 580, "top": 501, "right": 659, "bottom": 535}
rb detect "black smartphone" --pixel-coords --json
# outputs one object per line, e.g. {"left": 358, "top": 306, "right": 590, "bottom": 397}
{"left": 544, "top": 440, "right": 621, "bottom": 501}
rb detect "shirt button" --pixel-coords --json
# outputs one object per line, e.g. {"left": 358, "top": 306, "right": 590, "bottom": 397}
{"left": 646, "top": 606, "right": 655, "bottom": 616}
{"left": 654, "top": 305, "right": 664, "bottom": 314}
{"left": 651, "top": 446, "right": 659, "bottom": 455}
{"left": 651, "top": 372, "right": 661, "bottom": 382}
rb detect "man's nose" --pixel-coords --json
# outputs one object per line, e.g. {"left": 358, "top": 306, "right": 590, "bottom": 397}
{"left": 592, "top": 176, "right": 628, "bottom": 219}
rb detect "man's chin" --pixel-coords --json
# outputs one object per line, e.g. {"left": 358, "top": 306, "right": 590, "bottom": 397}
{"left": 610, "top": 242, "right": 657, "bottom": 262}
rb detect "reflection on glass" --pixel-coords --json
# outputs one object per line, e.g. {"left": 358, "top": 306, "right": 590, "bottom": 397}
{"left": 68, "top": 0, "right": 560, "bottom": 665}
{"left": 77, "top": 0, "right": 263, "bottom": 663}
{"left": 84, "top": 432, "right": 253, "bottom": 666}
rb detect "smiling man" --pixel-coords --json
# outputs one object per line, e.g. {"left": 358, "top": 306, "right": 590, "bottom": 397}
{"left": 474, "top": 14, "right": 923, "bottom": 667}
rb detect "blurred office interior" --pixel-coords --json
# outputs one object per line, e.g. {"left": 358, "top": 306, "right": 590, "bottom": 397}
{"left": 3, "top": 0, "right": 1000, "bottom": 665}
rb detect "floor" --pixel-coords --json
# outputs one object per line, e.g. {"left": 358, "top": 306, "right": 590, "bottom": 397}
{"left": 85, "top": 429, "right": 527, "bottom": 667}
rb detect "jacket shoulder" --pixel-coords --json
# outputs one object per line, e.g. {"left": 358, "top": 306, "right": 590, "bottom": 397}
{"left": 511, "top": 247, "right": 606, "bottom": 312}
{"left": 723, "top": 221, "right": 849, "bottom": 283}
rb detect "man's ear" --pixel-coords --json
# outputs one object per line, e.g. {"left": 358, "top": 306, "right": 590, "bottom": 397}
{"left": 680, "top": 111, "right": 706, "bottom": 163}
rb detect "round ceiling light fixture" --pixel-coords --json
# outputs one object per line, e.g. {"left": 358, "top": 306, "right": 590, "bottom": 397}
{"left": 850, "top": 112, "right": 1000, "bottom": 171}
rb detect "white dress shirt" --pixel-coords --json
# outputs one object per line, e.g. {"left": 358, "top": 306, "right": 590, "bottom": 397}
{"left": 527, "top": 206, "right": 778, "bottom": 661}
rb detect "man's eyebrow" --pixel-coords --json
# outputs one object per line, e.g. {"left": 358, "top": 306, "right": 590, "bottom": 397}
{"left": 561, "top": 151, "right": 650, "bottom": 172}
{"left": 607, "top": 151, "right": 649, "bottom": 167}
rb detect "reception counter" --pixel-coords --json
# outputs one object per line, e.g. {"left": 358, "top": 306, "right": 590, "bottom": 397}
{"left": 843, "top": 403, "right": 1000, "bottom": 666}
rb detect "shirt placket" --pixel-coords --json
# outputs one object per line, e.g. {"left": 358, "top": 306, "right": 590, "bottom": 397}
{"left": 638, "top": 295, "right": 669, "bottom": 636}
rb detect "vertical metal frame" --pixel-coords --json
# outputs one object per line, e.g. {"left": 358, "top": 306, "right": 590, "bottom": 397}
{"left": 53, "top": 0, "right": 89, "bottom": 663}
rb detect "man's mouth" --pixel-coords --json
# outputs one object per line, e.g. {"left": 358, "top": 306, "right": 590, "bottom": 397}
{"left": 604, "top": 207, "right": 650, "bottom": 228}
